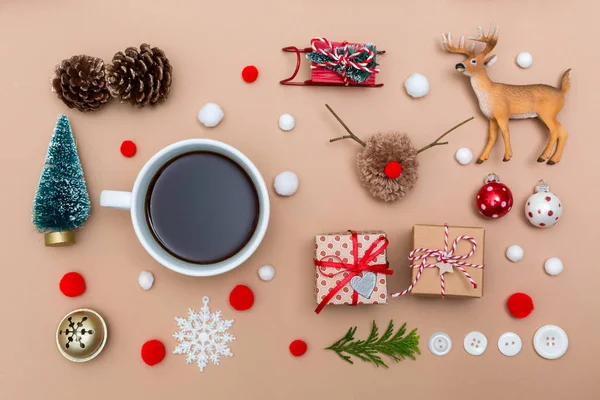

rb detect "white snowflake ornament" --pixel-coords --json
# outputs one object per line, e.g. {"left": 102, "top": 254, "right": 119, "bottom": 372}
{"left": 173, "top": 296, "right": 235, "bottom": 372}
{"left": 525, "top": 180, "right": 562, "bottom": 228}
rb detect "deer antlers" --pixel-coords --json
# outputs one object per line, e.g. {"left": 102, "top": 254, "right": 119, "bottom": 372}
{"left": 442, "top": 24, "right": 499, "bottom": 58}
{"left": 442, "top": 32, "right": 476, "bottom": 58}
{"left": 469, "top": 24, "right": 499, "bottom": 57}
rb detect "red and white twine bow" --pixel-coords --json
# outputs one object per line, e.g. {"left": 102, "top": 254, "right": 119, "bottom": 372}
{"left": 310, "top": 37, "right": 379, "bottom": 84}
{"left": 390, "top": 224, "right": 485, "bottom": 298}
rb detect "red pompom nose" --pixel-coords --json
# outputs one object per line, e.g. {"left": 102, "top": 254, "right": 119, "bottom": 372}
{"left": 384, "top": 161, "right": 403, "bottom": 179}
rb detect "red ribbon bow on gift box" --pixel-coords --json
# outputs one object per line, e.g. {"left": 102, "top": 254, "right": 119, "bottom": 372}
{"left": 390, "top": 224, "right": 485, "bottom": 298}
{"left": 314, "top": 231, "right": 393, "bottom": 314}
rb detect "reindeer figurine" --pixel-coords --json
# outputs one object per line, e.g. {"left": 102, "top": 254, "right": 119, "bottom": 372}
{"left": 442, "top": 24, "right": 571, "bottom": 165}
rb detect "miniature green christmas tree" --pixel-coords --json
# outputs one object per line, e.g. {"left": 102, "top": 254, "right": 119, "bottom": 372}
{"left": 32, "top": 115, "right": 91, "bottom": 246}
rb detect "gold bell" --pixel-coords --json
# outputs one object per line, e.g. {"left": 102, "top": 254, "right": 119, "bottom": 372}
{"left": 56, "top": 309, "right": 107, "bottom": 362}
{"left": 45, "top": 230, "right": 76, "bottom": 247}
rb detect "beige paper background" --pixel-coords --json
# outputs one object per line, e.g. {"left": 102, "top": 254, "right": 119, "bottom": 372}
{"left": 1, "top": 0, "right": 598, "bottom": 398}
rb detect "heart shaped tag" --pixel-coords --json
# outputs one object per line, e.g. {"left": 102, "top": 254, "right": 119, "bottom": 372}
{"left": 350, "top": 272, "right": 377, "bottom": 299}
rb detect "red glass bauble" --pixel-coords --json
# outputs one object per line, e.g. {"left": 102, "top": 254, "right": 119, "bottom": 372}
{"left": 475, "top": 174, "right": 513, "bottom": 219}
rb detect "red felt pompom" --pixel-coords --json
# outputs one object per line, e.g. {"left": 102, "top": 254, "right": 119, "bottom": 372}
{"left": 229, "top": 285, "right": 254, "bottom": 311}
{"left": 59, "top": 272, "right": 86, "bottom": 297}
{"left": 241, "top": 65, "right": 259, "bottom": 83}
{"left": 141, "top": 339, "right": 166, "bottom": 366}
{"left": 507, "top": 292, "right": 534, "bottom": 318}
{"left": 289, "top": 339, "right": 307, "bottom": 357}
{"left": 384, "top": 161, "right": 403, "bottom": 179}
{"left": 120, "top": 140, "right": 137, "bottom": 157}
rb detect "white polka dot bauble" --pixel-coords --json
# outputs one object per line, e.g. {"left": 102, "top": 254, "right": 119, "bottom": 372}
{"left": 279, "top": 114, "right": 295, "bottom": 131}
{"left": 516, "top": 52, "right": 533, "bottom": 69}
{"left": 455, "top": 148, "right": 473, "bottom": 165}
{"left": 138, "top": 271, "right": 154, "bottom": 291}
{"left": 544, "top": 257, "right": 564, "bottom": 276}
{"left": 404, "top": 73, "right": 430, "bottom": 98}
{"left": 258, "top": 264, "right": 275, "bottom": 281}
{"left": 198, "top": 103, "right": 224, "bottom": 127}
{"left": 274, "top": 171, "right": 299, "bottom": 196}
{"left": 525, "top": 180, "right": 562, "bottom": 228}
{"left": 506, "top": 245, "right": 524, "bottom": 263}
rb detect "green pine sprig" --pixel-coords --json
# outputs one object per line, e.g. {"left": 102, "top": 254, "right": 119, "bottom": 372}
{"left": 325, "top": 320, "right": 420, "bottom": 368}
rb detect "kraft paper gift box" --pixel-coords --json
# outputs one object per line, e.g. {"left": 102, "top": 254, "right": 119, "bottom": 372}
{"left": 408, "top": 224, "right": 485, "bottom": 298}
{"left": 314, "top": 231, "right": 392, "bottom": 313}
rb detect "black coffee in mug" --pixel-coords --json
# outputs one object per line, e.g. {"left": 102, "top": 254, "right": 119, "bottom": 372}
{"left": 145, "top": 151, "right": 260, "bottom": 264}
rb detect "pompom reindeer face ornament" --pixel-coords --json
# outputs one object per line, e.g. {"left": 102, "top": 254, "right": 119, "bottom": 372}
{"left": 325, "top": 104, "right": 473, "bottom": 202}
{"left": 442, "top": 24, "right": 571, "bottom": 165}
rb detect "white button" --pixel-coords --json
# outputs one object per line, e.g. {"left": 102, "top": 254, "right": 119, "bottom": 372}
{"left": 497, "top": 332, "right": 522, "bottom": 356}
{"left": 463, "top": 331, "right": 487, "bottom": 356}
{"left": 533, "top": 325, "right": 568, "bottom": 360}
{"left": 428, "top": 332, "right": 452, "bottom": 356}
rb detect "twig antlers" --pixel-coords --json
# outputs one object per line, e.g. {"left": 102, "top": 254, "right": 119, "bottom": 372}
{"left": 416, "top": 117, "right": 475, "bottom": 154}
{"left": 326, "top": 104, "right": 366, "bottom": 147}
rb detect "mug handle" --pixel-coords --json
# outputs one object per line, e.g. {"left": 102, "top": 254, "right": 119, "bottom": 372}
{"left": 100, "top": 190, "right": 133, "bottom": 210}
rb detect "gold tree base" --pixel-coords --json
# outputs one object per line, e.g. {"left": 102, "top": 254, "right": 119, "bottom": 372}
{"left": 44, "top": 231, "right": 75, "bottom": 247}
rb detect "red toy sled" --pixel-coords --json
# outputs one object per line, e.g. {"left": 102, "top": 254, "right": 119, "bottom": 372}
{"left": 280, "top": 37, "right": 385, "bottom": 87}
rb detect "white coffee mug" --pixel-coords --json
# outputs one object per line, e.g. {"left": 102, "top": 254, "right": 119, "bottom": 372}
{"left": 100, "top": 139, "right": 270, "bottom": 277}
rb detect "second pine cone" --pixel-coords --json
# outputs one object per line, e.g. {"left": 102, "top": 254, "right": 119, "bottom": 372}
{"left": 105, "top": 44, "right": 173, "bottom": 108}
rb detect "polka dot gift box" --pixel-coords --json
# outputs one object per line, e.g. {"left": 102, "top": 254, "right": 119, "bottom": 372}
{"left": 313, "top": 231, "right": 393, "bottom": 314}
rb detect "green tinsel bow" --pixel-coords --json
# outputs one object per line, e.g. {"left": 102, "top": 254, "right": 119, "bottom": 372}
{"left": 32, "top": 115, "right": 91, "bottom": 232}
{"left": 307, "top": 43, "right": 379, "bottom": 84}
{"left": 325, "top": 320, "right": 420, "bottom": 368}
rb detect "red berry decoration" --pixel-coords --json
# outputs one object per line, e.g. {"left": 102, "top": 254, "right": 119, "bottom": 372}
{"left": 507, "top": 292, "right": 534, "bottom": 318}
{"left": 475, "top": 173, "right": 513, "bottom": 219}
{"left": 242, "top": 65, "right": 259, "bottom": 83}
{"left": 229, "top": 285, "right": 254, "bottom": 311}
{"left": 59, "top": 272, "right": 86, "bottom": 297}
{"left": 289, "top": 339, "right": 307, "bottom": 357}
{"left": 141, "top": 339, "right": 166, "bottom": 366}
{"left": 383, "top": 161, "right": 403, "bottom": 179}
{"left": 120, "top": 140, "right": 137, "bottom": 157}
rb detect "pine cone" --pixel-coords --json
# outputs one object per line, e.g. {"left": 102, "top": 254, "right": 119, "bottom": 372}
{"left": 105, "top": 44, "right": 173, "bottom": 108}
{"left": 51, "top": 55, "right": 110, "bottom": 112}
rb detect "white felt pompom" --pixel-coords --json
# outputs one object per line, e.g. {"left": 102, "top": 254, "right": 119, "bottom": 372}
{"left": 279, "top": 114, "right": 295, "bottom": 131}
{"left": 544, "top": 257, "right": 563, "bottom": 276}
{"left": 516, "top": 52, "right": 533, "bottom": 69}
{"left": 258, "top": 264, "right": 275, "bottom": 281}
{"left": 198, "top": 103, "right": 224, "bottom": 127}
{"left": 138, "top": 271, "right": 154, "bottom": 291}
{"left": 506, "top": 245, "right": 524, "bottom": 263}
{"left": 404, "top": 73, "right": 430, "bottom": 98}
{"left": 274, "top": 171, "right": 298, "bottom": 196}
{"left": 455, "top": 148, "right": 473, "bottom": 165}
